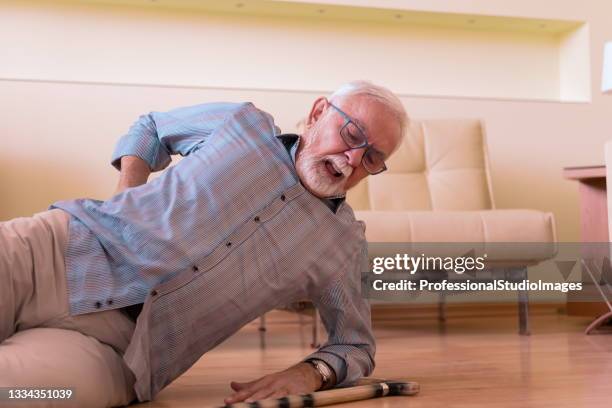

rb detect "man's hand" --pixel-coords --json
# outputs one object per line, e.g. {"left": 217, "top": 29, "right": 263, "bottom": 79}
{"left": 114, "top": 155, "right": 151, "bottom": 195}
{"left": 224, "top": 362, "right": 323, "bottom": 404}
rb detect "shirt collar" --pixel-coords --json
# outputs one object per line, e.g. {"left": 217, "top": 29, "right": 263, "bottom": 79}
{"left": 276, "top": 133, "right": 346, "bottom": 214}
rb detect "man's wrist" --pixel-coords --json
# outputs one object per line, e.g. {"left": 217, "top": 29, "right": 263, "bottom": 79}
{"left": 305, "top": 359, "right": 335, "bottom": 390}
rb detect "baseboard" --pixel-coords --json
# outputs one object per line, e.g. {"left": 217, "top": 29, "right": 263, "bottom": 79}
{"left": 370, "top": 302, "right": 564, "bottom": 321}
{"left": 276, "top": 300, "right": 564, "bottom": 322}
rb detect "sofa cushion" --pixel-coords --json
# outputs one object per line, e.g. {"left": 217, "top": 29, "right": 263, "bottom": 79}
{"left": 347, "top": 119, "right": 495, "bottom": 211}
{"left": 354, "top": 209, "right": 557, "bottom": 263}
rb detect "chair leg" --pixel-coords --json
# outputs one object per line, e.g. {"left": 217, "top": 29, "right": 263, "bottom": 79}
{"left": 517, "top": 268, "right": 531, "bottom": 336}
{"left": 258, "top": 314, "right": 267, "bottom": 350}
{"left": 438, "top": 291, "right": 447, "bottom": 322}
{"left": 311, "top": 308, "right": 321, "bottom": 348}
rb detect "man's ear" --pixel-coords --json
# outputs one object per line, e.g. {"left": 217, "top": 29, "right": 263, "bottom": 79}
{"left": 306, "top": 97, "right": 328, "bottom": 129}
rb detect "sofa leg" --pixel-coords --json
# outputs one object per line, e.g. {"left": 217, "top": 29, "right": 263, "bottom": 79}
{"left": 259, "top": 314, "right": 267, "bottom": 332}
{"left": 438, "top": 291, "right": 447, "bottom": 322}
{"left": 311, "top": 308, "right": 321, "bottom": 348}
{"left": 517, "top": 268, "right": 531, "bottom": 336}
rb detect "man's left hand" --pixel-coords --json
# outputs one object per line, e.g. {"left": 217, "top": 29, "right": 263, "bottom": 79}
{"left": 224, "top": 362, "right": 322, "bottom": 404}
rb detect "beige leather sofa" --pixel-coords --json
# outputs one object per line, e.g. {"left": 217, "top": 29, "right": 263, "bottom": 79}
{"left": 348, "top": 119, "right": 557, "bottom": 335}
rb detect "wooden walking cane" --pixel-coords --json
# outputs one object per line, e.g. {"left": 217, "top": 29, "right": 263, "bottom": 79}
{"left": 221, "top": 380, "right": 420, "bottom": 408}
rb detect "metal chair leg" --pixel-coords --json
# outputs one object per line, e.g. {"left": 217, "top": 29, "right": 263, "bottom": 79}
{"left": 259, "top": 314, "right": 266, "bottom": 332}
{"left": 438, "top": 291, "right": 447, "bottom": 322}
{"left": 517, "top": 268, "right": 531, "bottom": 336}
{"left": 311, "top": 308, "right": 321, "bottom": 348}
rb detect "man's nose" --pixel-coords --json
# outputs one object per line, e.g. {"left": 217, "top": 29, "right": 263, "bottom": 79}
{"left": 344, "top": 147, "right": 366, "bottom": 168}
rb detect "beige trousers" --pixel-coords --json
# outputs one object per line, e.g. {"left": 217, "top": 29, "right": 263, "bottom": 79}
{"left": 0, "top": 209, "right": 136, "bottom": 407}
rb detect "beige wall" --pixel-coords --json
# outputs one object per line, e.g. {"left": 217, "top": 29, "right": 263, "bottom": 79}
{"left": 0, "top": 1, "right": 570, "bottom": 100}
{"left": 2, "top": 0, "right": 612, "bottom": 241}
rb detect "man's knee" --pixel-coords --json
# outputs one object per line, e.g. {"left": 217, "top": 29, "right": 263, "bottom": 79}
{"left": 0, "top": 328, "right": 135, "bottom": 408}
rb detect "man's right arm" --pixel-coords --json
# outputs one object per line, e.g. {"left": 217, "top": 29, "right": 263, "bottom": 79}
{"left": 110, "top": 102, "right": 243, "bottom": 174}
{"left": 114, "top": 155, "right": 151, "bottom": 194}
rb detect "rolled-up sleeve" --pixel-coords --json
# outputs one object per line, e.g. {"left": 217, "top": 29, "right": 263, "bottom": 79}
{"left": 304, "top": 250, "right": 376, "bottom": 386}
{"left": 111, "top": 113, "right": 171, "bottom": 171}
{"left": 111, "top": 102, "right": 242, "bottom": 171}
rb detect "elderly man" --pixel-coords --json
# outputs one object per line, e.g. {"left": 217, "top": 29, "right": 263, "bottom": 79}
{"left": 0, "top": 81, "right": 407, "bottom": 407}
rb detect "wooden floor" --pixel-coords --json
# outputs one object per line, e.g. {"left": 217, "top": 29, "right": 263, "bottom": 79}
{"left": 142, "top": 309, "right": 612, "bottom": 408}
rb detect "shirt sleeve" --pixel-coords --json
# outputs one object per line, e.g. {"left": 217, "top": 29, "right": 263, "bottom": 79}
{"left": 303, "top": 247, "right": 376, "bottom": 387}
{"left": 110, "top": 102, "right": 242, "bottom": 171}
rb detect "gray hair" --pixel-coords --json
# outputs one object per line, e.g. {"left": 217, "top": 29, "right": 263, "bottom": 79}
{"left": 329, "top": 80, "right": 409, "bottom": 139}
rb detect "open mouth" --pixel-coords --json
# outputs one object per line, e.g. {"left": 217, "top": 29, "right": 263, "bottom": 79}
{"left": 324, "top": 159, "right": 344, "bottom": 178}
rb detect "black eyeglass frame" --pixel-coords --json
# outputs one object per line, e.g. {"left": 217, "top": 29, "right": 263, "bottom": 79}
{"left": 328, "top": 102, "right": 388, "bottom": 175}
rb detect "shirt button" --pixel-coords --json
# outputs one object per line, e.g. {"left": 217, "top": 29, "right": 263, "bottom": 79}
{"left": 253, "top": 216, "right": 260, "bottom": 222}
{"left": 226, "top": 242, "right": 232, "bottom": 247}
{"left": 94, "top": 301, "right": 102, "bottom": 309}
{"left": 106, "top": 299, "right": 113, "bottom": 306}
{"left": 192, "top": 265, "right": 199, "bottom": 272}
{"left": 280, "top": 194, "right": 286, "bottom": 201}
{"left": 151, "top": 290, "right": 158, "bottom": 296}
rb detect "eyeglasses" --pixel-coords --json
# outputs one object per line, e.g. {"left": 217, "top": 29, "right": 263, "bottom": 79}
{"left": 328, "top": 102, "right": 387, "bottom": 175}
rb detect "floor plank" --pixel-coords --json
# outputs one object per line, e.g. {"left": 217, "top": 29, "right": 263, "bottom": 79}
{"left": 141, "top": 311, "right": 612, "bottom": 408}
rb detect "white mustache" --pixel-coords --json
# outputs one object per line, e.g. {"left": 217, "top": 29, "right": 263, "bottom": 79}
{"left": 325, "top": 156, "right": 352, "bottom": 178}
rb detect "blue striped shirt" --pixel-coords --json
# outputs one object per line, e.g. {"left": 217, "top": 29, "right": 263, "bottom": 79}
{"left": 51, "top": 102, "right": 374, "bottom": 399}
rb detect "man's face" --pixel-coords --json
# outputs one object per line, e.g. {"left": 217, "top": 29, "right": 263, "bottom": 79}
{"left": 295, "top": 95, "right": 402, "bottom": 198}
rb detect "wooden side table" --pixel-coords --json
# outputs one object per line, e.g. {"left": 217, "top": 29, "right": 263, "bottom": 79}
{"left": 563, "top": 165, "right": 608, "bottom": 242}
{"left": 563, "top": 165, "right": 612, "bottom": 333}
